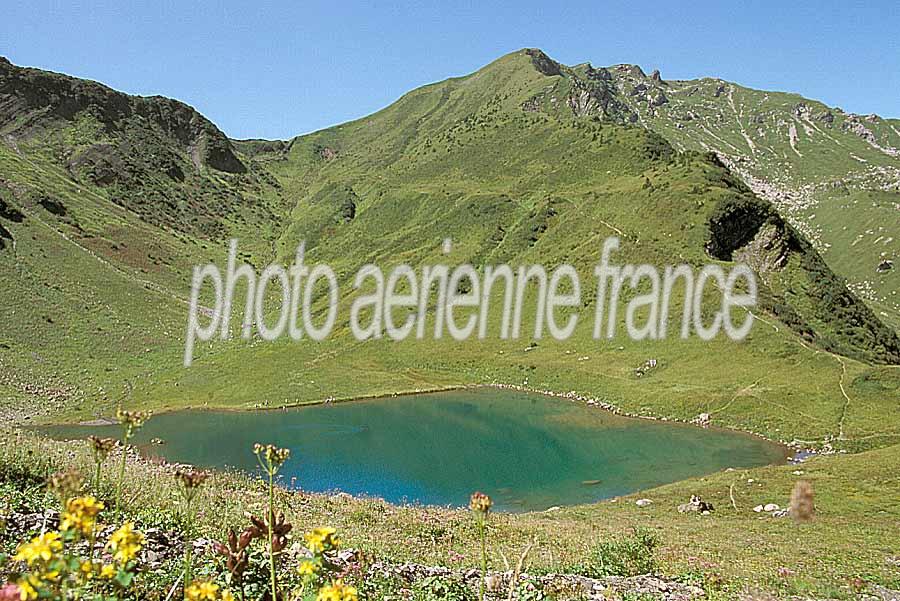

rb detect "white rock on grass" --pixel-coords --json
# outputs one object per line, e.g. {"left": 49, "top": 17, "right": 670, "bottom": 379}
{"left": 635, "top": 498, "right": 653, "bottom": 507}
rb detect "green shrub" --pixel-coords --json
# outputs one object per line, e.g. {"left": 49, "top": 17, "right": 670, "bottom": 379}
{"left": 575, "top": 527, "right": 659, "bottom": 578}
{"left": 414, "top": 575, "right": 475, "bottom": 601}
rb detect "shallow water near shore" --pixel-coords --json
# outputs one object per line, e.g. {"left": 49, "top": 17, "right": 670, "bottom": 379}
{"left": 44, "top": 388, "right": 788, "bottom": 511}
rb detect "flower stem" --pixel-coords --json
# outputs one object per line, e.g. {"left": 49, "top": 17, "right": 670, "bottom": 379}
{"left": 184, "top": 497, "right": 193, "bottom": 597}
{"left": 114, "top": 432, "right": 130, "bottom": 521}
{"left": 268, "top": 468, "right": 277, "bottom": 601}
{"left": 479, "top": 514, "right": 486, "bottom": 601}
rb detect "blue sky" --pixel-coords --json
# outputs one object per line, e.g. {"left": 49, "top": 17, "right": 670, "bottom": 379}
{"left": 2, "top": 1, "right": 898, "bottom": 139}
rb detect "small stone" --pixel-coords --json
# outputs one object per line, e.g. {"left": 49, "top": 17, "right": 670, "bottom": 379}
{"left": 763, "top": 503, "right": 780, "bottom": 512}
{"left": 485, "top": 574, "right": 503, "bottom": 592}
{"left": 635, "top": 498, "right": 653, "bottom": 507}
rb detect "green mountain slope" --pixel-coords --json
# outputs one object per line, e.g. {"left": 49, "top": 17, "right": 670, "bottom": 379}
{"left": 593, "top": 61, "right": 900, "bottom": 330}
{"left": 0, "top": 50, "right": 898, "bottom": 453}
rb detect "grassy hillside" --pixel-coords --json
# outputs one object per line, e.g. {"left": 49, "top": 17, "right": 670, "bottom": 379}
{"left": 1, "top": 48, "right": 900, "bottom": 601}
{"left": 592, "top": 61, "right": 900, "bottom": 330}
{"left": 1, "top": 50, "right": 898, "bottom": 456}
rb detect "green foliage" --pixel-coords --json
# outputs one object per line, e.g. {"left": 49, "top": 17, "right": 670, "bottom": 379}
{"left": 572, "top": 528, "right": 659, "bottom": 578}
{"left": 413, "top": 575, "right": 476, "bottom": 601}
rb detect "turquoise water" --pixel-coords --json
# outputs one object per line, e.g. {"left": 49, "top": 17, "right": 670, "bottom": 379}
{"left": 45, "top": 389, "right": 787, "bottom": 511}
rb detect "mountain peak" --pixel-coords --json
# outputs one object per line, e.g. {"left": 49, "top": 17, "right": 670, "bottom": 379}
{"left": 523, "top": 48, "right": 563, "bottom": 76}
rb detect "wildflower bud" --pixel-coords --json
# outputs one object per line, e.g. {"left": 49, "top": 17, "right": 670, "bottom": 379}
{"left": 250, "top": 515, "right": 267, "bottom": 534}
{"left": 117, "top": 408, "right": 151, "bottom": 437}
{"left": 88, "top": 436, "right": 117, "bottom": 461}
{"left": 789, "top": 480, "right": 815, "bottom": 523}
{"left": 48, "top": 469, "right": 84, "bottom": 501}
{"left": 469, "top": 491, "right": 493, "bottom": 514}
{"left": 253, "top": 442, "right": 290, "bottom": 468}
{"left": 238, "top": 527, "right": 256, "bottom": 549}
{"left": 175, "top": 469, "right": 210, "bottom": 490}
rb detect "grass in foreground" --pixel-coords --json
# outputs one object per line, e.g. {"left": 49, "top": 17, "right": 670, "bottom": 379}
{"left": 1, "top": 421, "right": 898, "bottom": 600}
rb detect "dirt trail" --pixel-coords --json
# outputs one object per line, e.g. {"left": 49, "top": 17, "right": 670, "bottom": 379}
{"left": 788, "top": 123, "right": 803, "bottom": 157}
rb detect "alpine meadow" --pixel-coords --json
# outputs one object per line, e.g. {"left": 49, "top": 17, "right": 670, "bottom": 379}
{"left": 0, "top": 48, "right": 898, "bottom": 601}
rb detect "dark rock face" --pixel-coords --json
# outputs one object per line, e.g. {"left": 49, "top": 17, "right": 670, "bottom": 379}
{"left": 0, "top": 59, "right": 245, "bottom": 174}
{"left": 649, "top": 90, "right": 668, "bottom": 107}
{"left": 706, "top": 189, "right": 900, "bottom": 365}
{"left": 525, "top": 49, "right": 562, "bottom": 76}
{"left": 706, "top": 195, "right": 783, "bottom": 261}
{"left": 630, "top": 83, "right": 648, "bottom": 97}
{"left": 38, "top": 196, "right": 67, "bottom": 216}
{"left": 567, "top": 78, "right": 635, "bottom": 122}
{"left": 585, "top": 65, "right": 612, "bottom": 81}
{"left": 0, "top": 222, "right": 11, "bottom": 248}
{"left": 0, "top": 197, "right": 24, "bottom": 222}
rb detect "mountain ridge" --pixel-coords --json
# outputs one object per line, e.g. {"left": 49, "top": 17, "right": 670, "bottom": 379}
{"left": 0, "top": 49, "right": 898, "bottom": 453}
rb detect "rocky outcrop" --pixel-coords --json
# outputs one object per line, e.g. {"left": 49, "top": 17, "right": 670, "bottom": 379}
{"left": 316, "top": 145, "right": 339, "bottom": 161}
{"left": 649, "top": 90, "right": 669, "bottom": 107}
{"left": 0, "top": 197, "right": 24, "bottom": 223}
{"left": 733, "top": 221, "right": 793, "bottom": 277}
{"left": 706, "top": 195, "right": 783, "bottom": 261}
{"left": 842, "top": 115, "right": 900, "bottom": 157}
{"left": 585, "top": 65, "right": 613, "bottom": 81}
{"left": 329, "top": 551, "right": 704, "bottom": 601}
{"left": 525, "top": 49, "right": 562, "bottom": 77}
{"left": 0, "top": 222, "right": 11, "bottom": 249}
{"left": 566, "top": 78, "right": 634, "bottom": 121}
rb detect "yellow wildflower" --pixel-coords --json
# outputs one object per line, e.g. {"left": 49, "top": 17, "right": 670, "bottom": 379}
{"left": 13, "top": 531, "right": 63, "bottom": 565}
{"left": 298, "top": 559, "right": 319, "bottom": 576}
{"left": 185, "top": 580, "right": 220, "bottom": 601}
{"left": 17, "top": 574, "right": 42, "bottom": 600}
{"left": 100, "top": 564, "right": 117, "bottom": 579}
{"left": 106, "top": 522, "right": 144, "bottom": 564}
{"left": 79, "top": 560, "right": 95, "bottom": 579}
{"left": 304, "top": 526, "right": 340, "bottom": 553}
{"left": 316, "top": 580, "right": 357, "bottom": 601}
{"left": 61, "top": 495, "right": 104, "bottom": 536}
{"left": 222, "top": 591, "right": 235, "bottom": 601}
